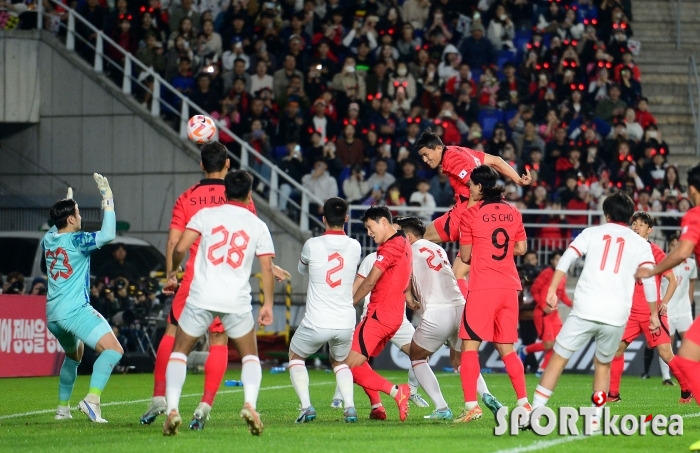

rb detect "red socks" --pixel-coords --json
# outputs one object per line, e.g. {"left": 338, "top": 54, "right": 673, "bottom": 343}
{"left": 609, "top": 355, "right": 624, "bottom": 395}
{"left": 202, "top": 345, "right": 228, "bottom": 406}
{"left": 525, "top": 342, "right": 545, "bottom": 354}
{"left": 351, "top": 361, "right": 394, "bottom": 395}
{"left": 502, "top": 352, "right": 528, "bottom": 400}
{"left": 364, "top": 387, "right": 382, "bottom": 406}
{"left": 153, "top": 334, "right": 175, "bottom": 397}
{"left": 540, "top": 349, "right": 554, "bottom": 370}
{"left": 457, "top": 279, "right": 469, "bottom": 300}
{"left": 460, "top": 350, "right": 480, "bottom": 402}
{"left": 673, "top": 356, "right": 700, "bottom": 401}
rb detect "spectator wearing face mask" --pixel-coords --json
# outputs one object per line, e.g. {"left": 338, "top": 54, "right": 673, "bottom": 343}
{"left": 387, "top": 62, "right": 417, "bottom": 103}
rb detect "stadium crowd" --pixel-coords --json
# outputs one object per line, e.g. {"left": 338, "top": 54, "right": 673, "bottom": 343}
{"left": 40, "top": 0, "right": 686, "bottom": 237}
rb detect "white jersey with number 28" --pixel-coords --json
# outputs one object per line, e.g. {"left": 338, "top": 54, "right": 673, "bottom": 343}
{"left": 298, "top": 231, "right": 361, "bottom": 330}
{"left": 562, "top": 223, "right": 655, "bottom": 326}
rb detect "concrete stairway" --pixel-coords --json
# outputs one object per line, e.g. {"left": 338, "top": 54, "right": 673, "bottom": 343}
{"left": 631, "top": 0, "right": 699, "bottom": 172}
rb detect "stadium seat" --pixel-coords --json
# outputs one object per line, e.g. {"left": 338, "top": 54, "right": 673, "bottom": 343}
{"left": 273, "top": 145, "right": 288, "bottom": 161}
{"left": 478, "top": 109, "right": 505, "bottom": 140}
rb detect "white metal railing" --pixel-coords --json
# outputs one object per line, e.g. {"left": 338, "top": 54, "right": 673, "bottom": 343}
{"left": 689, "top": 56, "right": 700, "bottom": 156}
{"left": 38, "top": 0, "right": 323, "bottom": 232}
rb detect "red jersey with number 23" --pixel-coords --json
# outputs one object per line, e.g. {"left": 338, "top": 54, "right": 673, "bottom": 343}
{"left": 460, "top": 201, "right": 525, "bottom": 291}
{"left": 367, "top": 231, "right": 412, "bottom": 326}
{"left": 170, "top": 179, "right": 257, "bottom": 281}
{"left": 631, "top": 242, "right": 669, "bottom": 315}
{"left": 441, "top": 146, "right": 486, "bottom": 201}
{"left": 681, "top": 206, "right": 700, "bottom": 258}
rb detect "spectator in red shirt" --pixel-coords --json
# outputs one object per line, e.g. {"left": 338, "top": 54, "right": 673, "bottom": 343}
{"left": 635, "top": 97, "right": 657, "bottom": 129}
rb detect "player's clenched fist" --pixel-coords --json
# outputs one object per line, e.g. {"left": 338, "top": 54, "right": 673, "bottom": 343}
{"left": 546, "top": 288, "right": 558, "bottom": 309}
{"left": 258, "top": 305, "right": 273, "bottom": 326}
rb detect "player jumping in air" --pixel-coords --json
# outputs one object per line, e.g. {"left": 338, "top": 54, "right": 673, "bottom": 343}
{"left": 345, "top": 206, "right": 413, "bottom": 422}
{"left": 289, "top": 198, "right": 361, "bottom": 424}
{"left": 528, "top": 192, "right": 660, "bottom": 431}
{"left": 518, "top": 250, "right": 572, "bottom": 376}
{"left": 162, "top": 170, "right": 275, "bottom": 437}
{"left": 393, "top": 216, "right": 504, "bottom": 421}
{"left": 635, "top": 165, "right": 700, "bottom": 451}
{"left": 415, "top": 130, "right": 531, "bottom": 299}
{"left": 608, "top": 212, "right": 691, "bottom": 403}
{"left": 141, "top": 143, "right": 288, "bottom": 428}
{"left": 45, "top": 175, "right": 123, "bottom": 422}
{"left": 456, "top": 166, "right": 530, "bottom": 423}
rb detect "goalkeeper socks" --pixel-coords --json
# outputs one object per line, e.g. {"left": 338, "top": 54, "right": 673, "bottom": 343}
{"left": 609, "top": 355, "right": 624, "bottom": 395}
{"left": 502, "top": 352, "right": 527, "bottom": 400}
{"left": 412, "top": 360, "right": 447, "bottom": 410}
{"left": 525, "top": 342, "right": 545, "bottom": 354}
{"left": 166, "top": 352, "right": 188, "bottom": 413}
{"left": 289, "top": 359, "right": 311, "bottom": 408}
{"left": 202, "top": 345, "right": 228, "bottom": 406}
{"left": 88, "top": 349, "right": 122, "bottom": 397}
{"left": 407, "top": 367, "right": 419, "bottom": 395}
{"left": 153, "top": 334, "right": 175, "bottom": 397}
{"left": 241, "top": 355, "right": 261, "bottom": 409}
{"left": 351, "top": 361, "right": 394, "bottom": 395}
{"left": 58, "top": 357, "right": 80, "bottom": 406}
{"left": 460, "top": 350, "right": 479, "bottom": 402}
{"left": 333, "top": 364, "right": 355, "bottom": 408}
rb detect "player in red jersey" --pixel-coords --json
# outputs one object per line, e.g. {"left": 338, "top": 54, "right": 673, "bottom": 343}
{"left": 415, "top": 130, "right": 531, "bottom": 300}
{"left": 635, "top": 165, "right": 700, "bottom": 450}
{"left": 517, "top": 250, "right": 572, "bottom": 375}
{"left": 608, "top": 212, "right": 691, "bottom": 403}
{"left": 455, "top": 166, "right": 531, "bottom": 423}
{"left": 346, "top": 206, "right": 413, "bottom": 421}
{"left": 141, "top": 143, "right": 289, "bottom": 428}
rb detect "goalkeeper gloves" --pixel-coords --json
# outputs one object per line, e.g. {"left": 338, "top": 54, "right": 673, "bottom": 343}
{"left": 93, "top": 173, "right": 114, "bottom": 210}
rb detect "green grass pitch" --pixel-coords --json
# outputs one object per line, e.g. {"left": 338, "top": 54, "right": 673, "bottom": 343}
{"left": 1, "top": 370, "right": 699, "bottom": 453}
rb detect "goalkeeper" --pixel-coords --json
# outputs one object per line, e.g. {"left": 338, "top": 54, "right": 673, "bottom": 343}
{"left": 43, "top": 174, "right": 123, "bottom": 423}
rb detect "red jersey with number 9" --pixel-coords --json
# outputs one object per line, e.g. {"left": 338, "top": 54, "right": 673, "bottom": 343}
{"left": 368, "top": 231, "right": 413, "bottom": 326}
{"left": 459, "top": 200, "right": 526, "bottom": 291}
{"left": 680, "top": 206, "right": 700, "bottom": 258}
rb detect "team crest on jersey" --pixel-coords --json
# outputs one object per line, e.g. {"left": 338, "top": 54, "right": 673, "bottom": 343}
{"left": 682, "top": 226, "right": 689, "bottom": 234}
{"left": 377, "top": 255, "right": 385, "bottom": 262}
{"left": 458, "top": 169, "right": 468, "bottom": 179}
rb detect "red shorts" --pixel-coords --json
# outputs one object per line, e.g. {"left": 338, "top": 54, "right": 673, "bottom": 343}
{"left": 433, "top": 200, "right": 468, "bottom": 242}
{"left": 460, "top": 288, "right": 519, "bottom": 343}
{"left": 351, "top": 314, "right": 400, "bottom": 358}
{"left": 684, "top": 318, "right": 700, "bottom": 345}
{"left": 534, "top": 309, "right": 563, "bottom": 343}
{"left": 621, "top": 311, "right": 670, "bottom": 348}
{"left": 168, "top": 274, "right": 224, "bottom": 334}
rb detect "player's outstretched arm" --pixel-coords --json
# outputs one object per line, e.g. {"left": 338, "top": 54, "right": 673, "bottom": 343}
{"left": 636, "top": 240, "right": 695, "bottom": 279}
{"left": 483, "top": 154, "right": 532, "bottom": 186}
{"left": 258, "top": 255, "right": 275, "bottom": 326}
{"left": 353, "top": 267, "right": 382, "bottom": 306}
{"left": 658, "top": 272, "right": 678, "bottom": 316}
{"left": 87, "top": 174, "right": 116, "bottom": 251}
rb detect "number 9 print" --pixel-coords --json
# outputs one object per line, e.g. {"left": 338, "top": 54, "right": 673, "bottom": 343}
{"left": 491, "top": 228, "right": 510, "bottom": 261}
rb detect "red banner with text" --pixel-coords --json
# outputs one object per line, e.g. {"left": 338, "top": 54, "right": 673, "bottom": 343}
{"left": 0, "top": 295, "right": 65, "bottom": 377}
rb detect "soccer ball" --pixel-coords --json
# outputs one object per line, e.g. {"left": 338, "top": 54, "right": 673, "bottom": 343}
{"left": 187, "top": 115, "right": 217, "bottom": 144}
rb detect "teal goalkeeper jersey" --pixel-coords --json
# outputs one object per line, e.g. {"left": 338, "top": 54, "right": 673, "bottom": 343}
{"left": 42, "top": 210, "right": 116, "bottom": 322}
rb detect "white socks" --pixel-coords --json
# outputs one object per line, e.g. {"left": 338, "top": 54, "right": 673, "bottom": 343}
{"left": 334, "top": 364, "right": 355, "bottom": 408}
{"left": 659, "top": 356, "right": 671, "bottom": 380}
{"left": 241, "top": 355, "right": 261, "bottom": 409}
{"left": 408, "top": 367, "right": 419, "bottom": 395}
{"left": 333, "top": 386, "right": 342, "bottom": 400}
{"left": 166, "top": 352, "right": 188, "bottom": 414}
{"left": 411, "top": 360, "right": 448, "bottom": 410}
{"left": 289, "top": 359, "right": 311, "bottom": 409}
{"left": 532, "top": 385, "right": 552, "bottom": 409}
{"left": 477, "top": 373, "right": 490, "bottom": 397}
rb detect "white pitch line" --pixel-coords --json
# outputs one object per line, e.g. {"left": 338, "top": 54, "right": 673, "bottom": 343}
{"left": 0, "top": 381, "right": 333, "bottom": 420}
{"left": 489, "top": 411, "right": 700, "bottom": 453}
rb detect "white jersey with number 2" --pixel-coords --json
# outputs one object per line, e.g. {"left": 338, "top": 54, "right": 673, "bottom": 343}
{"left": 562, "top": 223, "right": 655, "bottom": 326}
{"left": 298, "top": 231, "right": 361, "bottom": 330}
{"left": 410, "top": 239, "right": 464, "bottom": 311}
{"left": 186, "top": 203, "right": 275, "bottom": 314}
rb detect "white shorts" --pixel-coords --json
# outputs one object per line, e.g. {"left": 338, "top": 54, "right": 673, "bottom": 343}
{"left": 390, "top": 317, "right": 415, "bottom": 350}
{"left": 413, "top": 306, "right": 463, "bottom": 353}
{"left": 179, "top": 304, "right": 254, "bottom": 340}
{"left": 554, "top": 315, "right": 624, "bottom": 364}
{"left": 289, "top": 323, "right": 353, "bottom": 361}
{"left": 668, "top": 312, "right": 694, "bottom": 336}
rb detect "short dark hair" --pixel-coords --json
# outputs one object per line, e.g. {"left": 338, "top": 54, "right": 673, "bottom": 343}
{"left": 394, "top": 216, "right": 425, "bottom": 237}
{"left": 668, "top": 232, "right": 681, "bottom": 244}
{"left": 361, "top": 206, "right": 392, "bottom": 224}
{"left": 201, "top": 142, "right": 228, "bottom": 173}
{"left": 471, "top": 166, "right": 505, "bottom": 203}
{"left": 415, "top": 128, "right": 444, "bottom": 151}
{"left": 50, "top": 198, "right": 78, "bottom": 230}
{"left": 323, "top": 197, "right": 348, "bottom": 228}
{"left": 688, "top": 164, "right": 700, "bottom": 194}
{"left": 602, "top": 192, "right": 634, "bottom": 224}
{"left": 550, "top": 249, "right": 564, "bottom": 264}
{"left": 224, "top": 170, "right": 253, "bottom": 201}
{"left": 631, "top": 211, "right": 655, "bottom": 227}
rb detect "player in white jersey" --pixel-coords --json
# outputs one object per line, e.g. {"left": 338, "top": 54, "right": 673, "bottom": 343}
{"left": 526, "top": 192, "right": 660, "bottom": 431}
{"left": 162, "top": 170, "right": 275, "bottom": 437}
{"left": 658, "top": 232, "right": 698, "bottom": 384}
{"left": 393, "top": 216, "right": 504, "bottom": 421}
{"left": 289, "top": 198, "right": 361, "bottom": 424}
